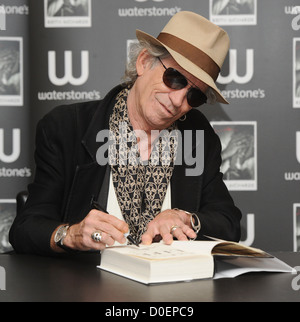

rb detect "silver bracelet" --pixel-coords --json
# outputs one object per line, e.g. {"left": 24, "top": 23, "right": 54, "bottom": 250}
{"left": 174, "top": 208, "right": 201, "bottom": 239}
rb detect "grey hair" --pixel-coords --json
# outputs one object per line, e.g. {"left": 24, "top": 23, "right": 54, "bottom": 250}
{"left": 121, "top": 39, "right": 170, "bottom": 88}
{"left": 206, "top": 87, "right": 217, "bottom": 105}
{"left": 121, "top": 39, "right": 217, "bottom": 105}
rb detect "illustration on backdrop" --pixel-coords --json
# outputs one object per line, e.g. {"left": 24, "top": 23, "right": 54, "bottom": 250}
{"left": 210, "top": 0, "right": 257, "bottom": 25}
{"left": 44, "top": 0, "right": 91, "bottom": 28}
{"left": 293, "top": 38, "right": 300, "bottom": 108}
{"left": 0, "top": 38, "right": 23, "bottom": 106}
{"left": 211, "top": 121, "right": 257, "bottom": 191}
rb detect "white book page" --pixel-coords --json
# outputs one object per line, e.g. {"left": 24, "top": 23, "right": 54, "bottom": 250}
{"left": 214, "top": 256, "right": 295, "bottom": 279}
{"left": 105, "top": 241, "right": 219, "bottom": 260}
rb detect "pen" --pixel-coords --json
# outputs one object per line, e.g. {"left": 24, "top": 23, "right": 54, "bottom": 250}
{"left": 90, "top": 197, "right": 139, "bottom": 247}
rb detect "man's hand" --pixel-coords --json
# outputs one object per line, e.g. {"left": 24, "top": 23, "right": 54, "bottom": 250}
{"left": 52, "top": 210, "right": 129, "bottom": 252}
{"left": 141, "top": 209, "right": 196, "bottom": 245}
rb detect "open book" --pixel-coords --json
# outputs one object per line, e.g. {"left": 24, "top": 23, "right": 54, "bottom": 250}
{"left": 98, "top": 240, "right": 294, "bottom": 284}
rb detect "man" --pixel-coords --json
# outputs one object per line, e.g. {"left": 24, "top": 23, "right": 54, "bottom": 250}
{"left": 9, "top": 11, "right": 242, "bottom": 255}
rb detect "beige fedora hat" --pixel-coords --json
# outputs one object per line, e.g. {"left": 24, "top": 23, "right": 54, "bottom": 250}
{"left": 136, "top": 11, "right": 229, "bottom": 104}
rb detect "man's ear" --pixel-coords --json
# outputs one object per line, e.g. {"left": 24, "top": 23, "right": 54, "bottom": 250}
{"left": 136, "top": 49, "right": 152, "bottom": 76}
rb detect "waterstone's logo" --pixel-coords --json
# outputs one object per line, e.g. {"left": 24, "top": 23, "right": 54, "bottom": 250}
{"left": 292, "top": 266, "right": 300, "bottom": 291}
{"left": 48, "top": 50, "right": 89, "bottom": 86}
{"left": 0, "top": 128, "right": 31, "bottom": 178}
{"left": 0, "top": 128, "right": 20, "bottom": 163}
{"left": 0, "top": 4, "right": 29, "bottom": 31}
{"left": 284, "top": 132, "right": 300, "bottom": 181}
{"left": 37, "top": 50, "right": 101, "bottom": 102}
{"left": 217, "top": 49, "right": 265, "bottom": 100}
{"left": 0, "top": 266, "right": 5, "bottom": 290}
{"left": 285, "top": 6, "right": 300, "bottom": 31}
{"left": 118, "top": 0, "right": 181, "bottom": 17}
{"left": 218, "top": 49, "right": 254, "bottom": 84}
{"left": 240, "top": 214, "right": 255, "bottom": 247}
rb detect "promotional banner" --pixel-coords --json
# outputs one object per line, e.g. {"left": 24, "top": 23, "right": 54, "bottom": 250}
{"left": 0, "top": 0, "right": 299, "bottom": 253}
{"left": 0, "top": 0, "right": 30, "bottom": 253}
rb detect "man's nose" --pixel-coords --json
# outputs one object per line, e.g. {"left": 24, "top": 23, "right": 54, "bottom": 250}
{"left": 168, "top": 87, "right": 188, "bottom": 108}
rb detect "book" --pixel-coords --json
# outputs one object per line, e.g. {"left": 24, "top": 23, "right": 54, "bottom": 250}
{"left": 97, "top": 240, "right": 294, "bottom": 284}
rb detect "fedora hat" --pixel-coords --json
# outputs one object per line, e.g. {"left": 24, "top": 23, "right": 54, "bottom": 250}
{"left": 136, "top": 11, "right": 229, "bottom": 104}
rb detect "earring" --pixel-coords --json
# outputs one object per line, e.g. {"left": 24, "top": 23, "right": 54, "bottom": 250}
{"left": 179, "top": 114, "right": 187, "bottom": 122}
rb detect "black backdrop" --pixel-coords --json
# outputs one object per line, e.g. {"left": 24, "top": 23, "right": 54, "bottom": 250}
{"left": 0, "top": 0, "right": 299, "bottom": 253}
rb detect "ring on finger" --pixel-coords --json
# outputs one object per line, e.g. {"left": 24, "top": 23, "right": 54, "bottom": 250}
{"left": 91, "top": 231, "right": 103, "bottom": 243}
{"left": 170, "top": 225, "right": 179, "bottom": 235}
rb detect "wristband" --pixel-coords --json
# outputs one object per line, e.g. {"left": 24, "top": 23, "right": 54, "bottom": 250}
{"left": 173, "top": 208, "right": 201, "bottom": 239}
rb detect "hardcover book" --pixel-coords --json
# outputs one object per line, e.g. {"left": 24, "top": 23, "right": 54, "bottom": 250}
{"left": 98, "top": 240, "right": 294, "bottom": 284}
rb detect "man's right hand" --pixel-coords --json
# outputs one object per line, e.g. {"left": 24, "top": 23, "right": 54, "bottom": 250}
{"left": 56, "top": 210, "right": 129, "bottom": 251}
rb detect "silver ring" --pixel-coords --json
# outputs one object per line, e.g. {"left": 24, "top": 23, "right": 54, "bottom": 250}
{"left": 170, "top": 225, "right": 179, "bottom": 235}
{"left": 91, "top": 231, "right": 102, "bottom": 243}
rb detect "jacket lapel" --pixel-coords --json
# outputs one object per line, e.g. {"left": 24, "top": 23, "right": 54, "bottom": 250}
{"left": 64, "top": 86, "right": 122, "bottom": 224}
{"left": 64, "top": 162, "right": 107, "bottom": 224}
{"left": 81, "top": 85, "right": 121, "bottom": 161}
{"left": 171, "top": 112, "right": 203, "bottom": 212}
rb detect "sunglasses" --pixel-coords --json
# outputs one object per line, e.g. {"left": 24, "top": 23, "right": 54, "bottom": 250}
{"left": 158, "top": 58, "right": 207, "bottom": 108}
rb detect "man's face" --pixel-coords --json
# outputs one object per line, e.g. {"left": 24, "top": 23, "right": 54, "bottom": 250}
{"left": 128, "top": 50, "right": 208, "bottom": 131}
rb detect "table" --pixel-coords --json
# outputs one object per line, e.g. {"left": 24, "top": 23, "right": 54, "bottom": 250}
{"left": 0, "top": 252, "right": 299, "bottom": 303}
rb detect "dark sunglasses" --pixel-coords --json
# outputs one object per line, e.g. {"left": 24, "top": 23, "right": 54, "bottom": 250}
{"left": 158, "top": 58, "right": 207, "bottom": 108}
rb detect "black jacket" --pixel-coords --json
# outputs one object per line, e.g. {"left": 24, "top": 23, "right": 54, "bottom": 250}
{"left": 9, "top": 85, "right": 241, "bottom": 255}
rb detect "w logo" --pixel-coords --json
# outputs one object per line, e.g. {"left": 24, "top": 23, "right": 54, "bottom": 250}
{"left": 217, "top": 49, "right": 254, "bottom": 84}
{"left": 0, "top": 129, "right": 21, "bottom": 163}
{"left": 292, "top": 13, "right": 300, "bottom": 31}
{"left": 48, "top": 51, "right": 89, "bottom": 86}
{"left": 297, "top": 132, "right": 300, "bottom": 164}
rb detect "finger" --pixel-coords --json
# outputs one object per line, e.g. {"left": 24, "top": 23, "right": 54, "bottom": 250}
{"left": 143, "top": 223, "right": 176, "bottom": 245}
{"left": 171, "top": 227, "right": 188, "bottom": 241}
{"left": 90, "top": 209, "right": 129, "bottom": 234}
{"left": 90, "top": 231, "right": 115, "bottom": 247}
{"left": 142, "top": 220, "right": 177, "bottom": 245}
{"left": 140, "top": 218, "right": 160, "bottom": 245}
{"left": 141, "top": 229, "right": 157, "bottom": 245}
{"left": 160, "top": 225, "right": 174, "bottom": 245}
{"left": 92, "top": 221, "right": 127, "bottom": 245}
{"left": 87, "top": 210, "right": 128, "bottom": 244}
{"left": 181, "top": 225, "right": 197, "bottom": 240}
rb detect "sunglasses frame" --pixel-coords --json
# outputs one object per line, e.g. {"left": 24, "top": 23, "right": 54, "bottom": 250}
{"left": 158, "top": 57, "right": 207, "bottom": 108}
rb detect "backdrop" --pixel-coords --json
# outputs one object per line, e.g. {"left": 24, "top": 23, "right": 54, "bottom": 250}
{"left": 0, "top": 0, "right": 299, "bottom": 253}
